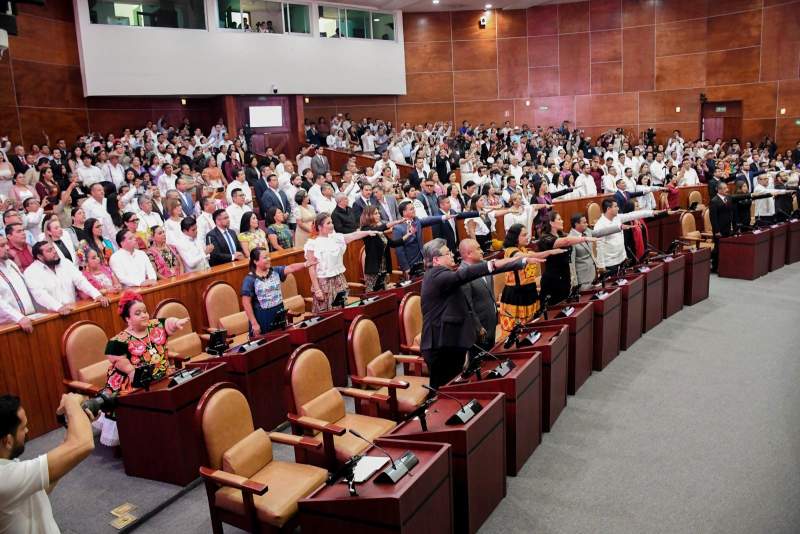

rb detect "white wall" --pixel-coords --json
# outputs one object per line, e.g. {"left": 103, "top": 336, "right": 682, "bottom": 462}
{"left": 73, "top": 0, "right": 406, "bottom": 97}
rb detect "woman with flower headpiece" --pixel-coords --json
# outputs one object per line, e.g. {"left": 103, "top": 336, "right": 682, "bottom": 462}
{"left": 94, "top": 290, "right": 190, "bottom": 446}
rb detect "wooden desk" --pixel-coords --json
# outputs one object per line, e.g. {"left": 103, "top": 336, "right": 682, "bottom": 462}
{"left": 443, "top": 351, "right": 541, "bottom": 476}
{"left": 325, "top": 148, "right": 414, "bottom": 181}
{"left": 535, "top": 302, "right": 594, "bottom": 395}
{"left": 718, "top": 230, "right": 771, "bottom": 280}
{"left": 116, "top": 362, "right": 226, "bottom": 485}
{"left": 492, "top": 325, "right": 568, "bottom": 432}
{"left": 389, "top": 392, "right": 506, "bottom": 534}
{"left": 769, "top": 223, "right": 788, "bottom": 272}
{"left": 552, "top": 193, "right": 612, "bottom": 231}
{"left": 639, "top": 262, "right": 665, "bottom": 333}
{"left": 609, "top": 273, "right": 645, "bottom": 350}
{"left": 299, "top": 439, "right": 453, "bottom": 534}
{"left": 676, "top": 185, "right": 710, "bottom": 208}
{"left": 786, "top": 219, "right": 800, "bottom": 264}
{"left": 681, "top": 247, "right": 711, "bottom": 305}
{"left": 579, "top": 288, "right": 622, "bottom": 371}
{"left": 217, "top": 335, "right": 293, "bottom": 431}
{"left": 659, "top": 212, "right": 683, "bottom": 251}
{"left": 657, "top": 254, "right": 686, "bottom": 319}
{"left": 0, "top": 248, "right": 308, "bottom": 440}
{"left": 364, "top": 278, "right": 422, "bottom": 301}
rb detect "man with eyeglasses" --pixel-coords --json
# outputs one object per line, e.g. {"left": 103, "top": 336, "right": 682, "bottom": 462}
{"left": 420, "top": 238, "right": 559, "bottom": 388}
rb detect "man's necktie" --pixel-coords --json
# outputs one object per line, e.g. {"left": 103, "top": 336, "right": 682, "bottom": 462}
{"left": 223, "top": 231, "right": 236, "bottom": 255}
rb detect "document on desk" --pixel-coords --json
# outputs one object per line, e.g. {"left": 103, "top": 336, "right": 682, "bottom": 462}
{"left": 350, "top": 456, "right": 389, "bottom": 483}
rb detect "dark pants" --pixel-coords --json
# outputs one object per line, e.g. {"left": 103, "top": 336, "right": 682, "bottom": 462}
{"left": 605, "top": 262, "right": 624, "bottom": 276}
{"left": 422, "top": 347, "right": 468, "bottom": 389}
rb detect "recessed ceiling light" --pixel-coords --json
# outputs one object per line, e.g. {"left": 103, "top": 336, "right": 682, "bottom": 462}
{"left": 525, "top": 100, "right": 530, "bottom": 106}
{"left": 485, "top": 3, "right": 492, "bottom": 8}
{"left": 432, "top": 0, "right": 439, "bottom": 4}
{"left": 374, "top": 18, "right": 379, "bottom": 21}
{"left": 675, "top": 106, "right": 681, "bottom": 113}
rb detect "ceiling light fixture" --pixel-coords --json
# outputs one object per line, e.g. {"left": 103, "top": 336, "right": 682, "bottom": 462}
{"left": 675, "top": 106, "right": 681, "bottom": 113}
{"left": 432, "top": 0, "right": 439, "bottom": 4}
{"left": 485, "top": 3, "right": 492, "bottom": 8}
{"left": 780, "top": 108, "right": 786, "bottom": 115}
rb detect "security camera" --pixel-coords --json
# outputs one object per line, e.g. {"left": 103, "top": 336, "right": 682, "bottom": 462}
{"left": 271, "top": 84, "right": 278, "bottom": 95}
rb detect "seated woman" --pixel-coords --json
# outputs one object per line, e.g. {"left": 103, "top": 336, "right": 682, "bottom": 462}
{"left": 121, "top": 212, "right": 148, "bottom": 249}
{"left": 146, "top": 226, "right": 184, "bottom": 279}
{"left": 238, "top": 211, "right": 268, "bottom": 258}
{"left": 265, "top": 207, "right": 294, "bottom": 251}
{"left": 240, "top": 247, "right": 315, "bottom": 336}
{"left": 79, "top": 248, "right": 123, "bottom": 299}
{"left": 97, "top": 290, "right": 190, "bottom": 446}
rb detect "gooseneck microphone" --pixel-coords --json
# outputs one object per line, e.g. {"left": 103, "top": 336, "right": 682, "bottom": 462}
{"left": 349, "top": 429, "right": 396, "bottom": 470}
{"left": 422, "top": 384, "right": 465, "bottom": 411}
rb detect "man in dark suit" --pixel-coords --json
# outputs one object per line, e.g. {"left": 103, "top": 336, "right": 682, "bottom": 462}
{"left": 434, "top": 196, "right": 478, "bottom": 256}
{"left": 408, "top": 158, "right": 428, "bottom": 189}
{"left": 435, "top": 149, "right": 451, "bottom": 181}
{"left": 420, "top": 238, "right": 543, "bottom": 388}
{"left": 393, "top": 200, "right": 448, "bottom": 275}
{"left": 709, "top": 181, "right": 734, "bottom": 273}
{"left": 206, "top": 209, "right": 244, "bottom": 266}
{"left": 310, "top": 147, "right": 330, "bottom": 177}
{"left": 418, "top": 178, "right": 440, "bottom": 217}
{"left": 458, "top": 239, "right": 498, "bottom": 350}
{"left": 258, "top": 174, "right": 290, "bottom": 216}
{"left": 373, "top": 185, "right": 398, "bottom": 222}
{"left": 352, "top": 184, "right": 376, "bottom": 222}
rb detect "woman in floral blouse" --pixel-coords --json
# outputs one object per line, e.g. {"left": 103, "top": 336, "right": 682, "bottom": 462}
{"left": 146, "top": 226, "right": 184, "bottom": 279}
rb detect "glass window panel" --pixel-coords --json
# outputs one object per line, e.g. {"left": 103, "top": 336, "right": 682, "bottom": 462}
{"left": 217, "top": 0, "right": 240, "bottom": 28}
{"left": 284, "top": 3, "right": 309, "bottom": 34}
{"left": 371, "top": 12, "right": 394, "bottom": 41}
{"left": 318, "top": 5, "right": 339, "bottom": 38}
{"left": 242, "top": 0, "right": 283, "bottom": 33}
{"left": 90, "top": 0, "right": 206, "bottom": 29}
{"left": 344, "top": 9, "right": 370, "bottom": 39}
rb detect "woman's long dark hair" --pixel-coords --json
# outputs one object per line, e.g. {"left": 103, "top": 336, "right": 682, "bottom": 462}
{"left": 540, "top": 211, "right": 564, "bottom": 237}
{"left": 240, "top": 211, "right": 258, "bottom": 234}
{"left": 248, "top": 247, "right": 272, "bottom": 276}
{"left": 502, "top": 223, "right": 525, "bottom": 249}
{"left": 83, "top": 218, "right": 103, "bottom": 254}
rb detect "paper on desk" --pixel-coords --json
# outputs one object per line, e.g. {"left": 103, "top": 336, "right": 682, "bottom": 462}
{"left": 349, "top": 456, "right": 389, "bottom": 483}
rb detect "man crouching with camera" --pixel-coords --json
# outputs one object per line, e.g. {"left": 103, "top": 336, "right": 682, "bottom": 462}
{"left": 0, "top": 393, "right": 94, "bottom": 533}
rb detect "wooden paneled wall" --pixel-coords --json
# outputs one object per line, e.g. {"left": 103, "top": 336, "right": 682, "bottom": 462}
{"left": 0, "top": 3, "right": 225, "bottom": 146}
{"left": 305, "top": 0, "right": 800, "bottom": 149}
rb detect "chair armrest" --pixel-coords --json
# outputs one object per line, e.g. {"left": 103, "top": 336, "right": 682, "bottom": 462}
{"left": 394, "top": 354, "right": 424, "bottom": 364}
{"left": 167, "top": 351, "right": 191, "bottom": 361}
{"left": 350, "top": 375, "right": 409, "bottom": 389}
{"left": 287, "top": 413, "right": 346, "bottom": 436}
{"left": 338, "top": 387, "right": 390, "bottom": 402}
{"left": 199, "top": 333, "right": 211, "bottom": 341}
{"left": 62, "top": 379, "right": 101, "bottom": 396}
{"left": 680, "top": 236, "right": 702, "bottom": 242}
{"left": 199, "top": 466, "right": 268, "bottom": 496}
{"left": 399, "top": 344, "right": 421, "bottom": 355}
{"left": 700, "top": 232, "right": 713, "bottom": 238}
{"left": 268, "top": 432, "right": 322, "bottom": 450}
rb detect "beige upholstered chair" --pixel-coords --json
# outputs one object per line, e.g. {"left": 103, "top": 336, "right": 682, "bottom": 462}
{"left": 398, "top": 293, "right": 422, "bottom": 354}
{"left": 679, "top": 212, "right": 713, "bottom": 250}
{"left": 154, "top": 299, "right": 211, "bottom": 362}
{"left": 61, "top": 321, "right": 110, "bottom": 395}
{"left": 688, "top": 190, "right": 702, "bottom": 207}
{"left": 347, "top": 315, "right": 427, "bottom": 420}
{"left": 203, "top": 281, "right": 250, "bottom": 344}
{"left": 280, "top": 273, "right": 311, "bottom": 322}
{"left": 587, "top": 202, "right": 601, "bottom": 226}
{"left": 284, "top": 344, "right": 396, "bottom": 469}
{"left": 703, "top": 208, "right": 713, "bottom": 234}
{"left": 196, "top": 383, "right": 327, "bottom": 534}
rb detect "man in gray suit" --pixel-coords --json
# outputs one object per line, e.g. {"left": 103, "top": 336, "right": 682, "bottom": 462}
{"left": 569, "top": 212, "right": 625, "bottom": 289}
{"left": 459, "top": 239, "right": 499, "bottom": 350}
{"left": 374, "top": 183, "right": 399, "bottom": 222}
{"left": 310, "top": 147, "right": 330, "bottom": 177}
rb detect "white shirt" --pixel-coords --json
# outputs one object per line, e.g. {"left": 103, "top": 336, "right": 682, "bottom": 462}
{"left": 81, "top": 197, "right": 117, "bottom": 242}
{"left": 196, "top": 211, "right": 215, "bottom": 246}
{"left": 504, "top": 205, "right": 536, "bottom": 236}
{"left": 24, "top": 259, "right": 101, "bottom": 311}
{"left": 361, "top": 133, "right": 376, "bottom": 153}
{"left": 109, "top": 248, "right": 157, "bottom": 287}
{"left": 137, "top": 210, "right": 163, "bottom": 233}
{"left": 226, "top": 203, "right": 252, "bottom": 235}
{"left": 650, "top": 161, "right": 666, "bottom": 184}
{"left": 679, "top": 168, "right": 699, "bottom": 186}
{"left": 173, "top": 232, "right": 209, "bottom": 272}
{"left": 158, "top": 173, "right": 178, "bottom": 197}
{"left": 315, "top": 195, "right": 337, "bottom": 215}
{"left": 508, "top": 165, "right": 523, "bottom": 180}
{"left": 0, "top": 455, "right": 60, "bottom": 534}
{"left": 304, "top": 233, "right": 347, "bottom": 278}
{"left": 753, "top": 183, "right": 776, "bottom": 217}
{"left": 49, "top": 234, "right": 76, "bottom": 264}
{"left": 574, "top": 173, "right": 598, "bottom": 197}
{"left": 164, "top": 218, "right": 183, "bottom": 245}
{"left": 373, "top": 159, "right": 398, "bottom": 179}
{"left": 413, "top": 199, "right": 428, "bottom": 219}
{"left": 77, "top": 164, "right": 104, "bottom": 187}
{"left": 594, "top": 210, "right": 655, "bottom": 268}
{"left": 602, "top": 174, "right": 619, "bottom": 193}
{"left": 104, "top": 162, "right": 125, "bottom": 188}
{"left": 226, "top": 179, "right": 253, "bottom": 207}
{"left": 0, "top": 259, "right": 35, "bottom": 324}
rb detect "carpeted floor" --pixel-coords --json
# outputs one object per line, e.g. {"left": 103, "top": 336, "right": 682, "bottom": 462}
{"left": 21, "top": 265, "right": 800, "bottom": 534}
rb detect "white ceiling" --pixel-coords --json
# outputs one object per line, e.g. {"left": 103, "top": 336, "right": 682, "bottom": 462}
{"left": 340, "top": 0, "right": 570, "bottom": 14}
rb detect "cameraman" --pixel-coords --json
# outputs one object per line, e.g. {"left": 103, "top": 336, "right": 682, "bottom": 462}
{"left": 0, "top": 393, "right": 94, "bottom": 533}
